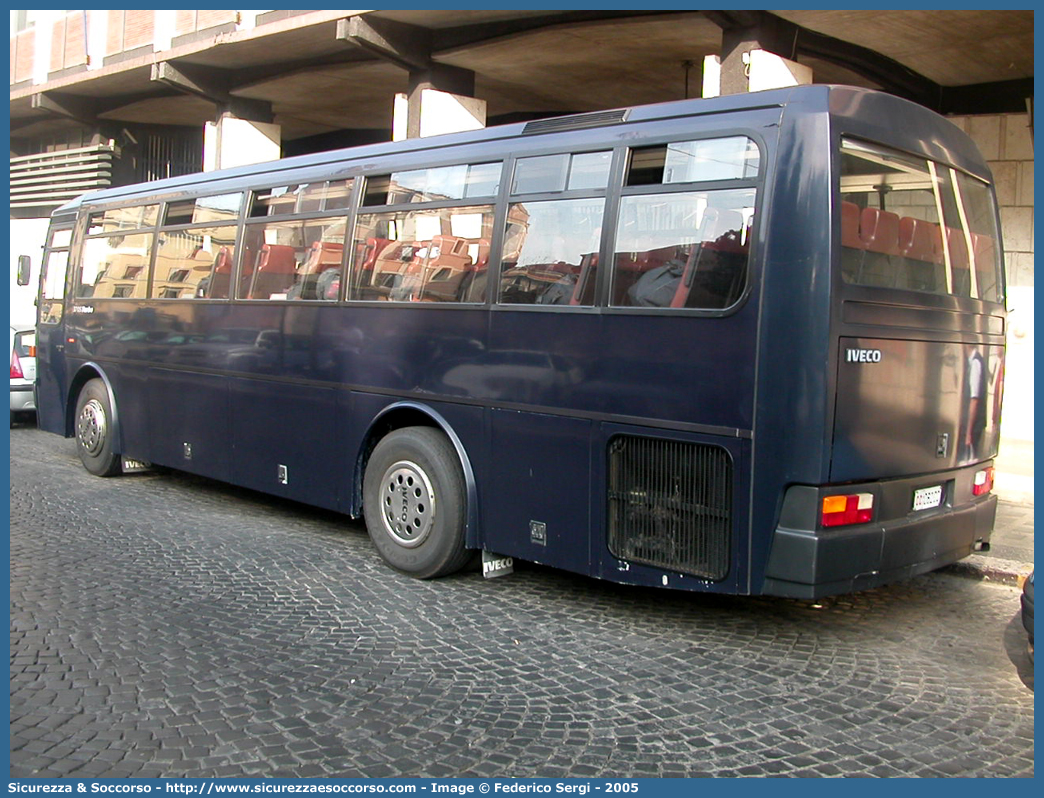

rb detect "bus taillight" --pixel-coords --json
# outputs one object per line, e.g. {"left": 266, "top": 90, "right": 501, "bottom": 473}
{"left": 821, "top": 493, "right": 874, "bottom": 528}
{"left": 973, "top": 467, "right": 995, "bottom": 496}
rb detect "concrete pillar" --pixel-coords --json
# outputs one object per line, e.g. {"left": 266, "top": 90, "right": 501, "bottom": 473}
{"left": 393, "top": 89, "right": 487, "bottom": 142}
{"left": 717, "top": 17, "right": 811, "bottom": 96}
{"left": 32, "top": 10, "right": 58, "bottom": 84}
{"left": 394, "top": 63, "right": 486, "bottom": 140}
{"left": 704, "top": 49, "right": 811, "bottom": 97}
{"left": 746, "top": 50, "right": 812, "bottom": 93}
{"left": 237, "top": 11, "right": 264, "bottom": 32}
{"left": 203, "top": 113, "right": 281, "bottom": 172}
{"left": 85, "top": 10, "right": 108, "bottom": 71}
{"left": 153, "top": 10, "right": 177, "bottom": 52}
{"left": 702, "top": 55, "right": 721, "bottom": 99}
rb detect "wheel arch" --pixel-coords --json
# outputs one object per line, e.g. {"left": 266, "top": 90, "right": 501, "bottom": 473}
{"left": 353, "top": 401, "right": 479, "bottom": 548}
{"left": 67, "top": 363, "right": 121, "bottom": 454}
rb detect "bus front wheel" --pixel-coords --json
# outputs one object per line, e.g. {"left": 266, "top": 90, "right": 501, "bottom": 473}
{"left": 74, "top": 379, "right": 122, "bottom": 477}
{"left": 363, "top": 426, "right": 470, "bottom": 579}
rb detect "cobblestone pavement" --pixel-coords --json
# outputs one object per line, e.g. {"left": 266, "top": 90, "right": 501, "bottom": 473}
{"left": 9, "top": 425, "right": 1035, "bottom": 779}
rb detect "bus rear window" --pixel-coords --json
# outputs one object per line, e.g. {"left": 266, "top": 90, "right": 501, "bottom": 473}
{"left": 839, "top": 139, "right": 1003, "bottom": 304}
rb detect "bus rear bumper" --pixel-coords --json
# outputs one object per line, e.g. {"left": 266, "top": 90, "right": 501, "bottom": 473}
{"left": 761, "top": 472, "right": 997, "bottom": 599}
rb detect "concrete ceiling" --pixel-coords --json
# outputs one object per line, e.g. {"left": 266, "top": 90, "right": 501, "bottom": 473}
{"left": 777, "top": 9, "right": 1033, "bottom": 86}
{"left": 10, "top": 9, "right": 1034, "bottom": 146}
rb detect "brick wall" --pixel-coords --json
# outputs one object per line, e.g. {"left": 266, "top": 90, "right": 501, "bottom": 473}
{"left": 106, "top": 10, "right": 156, "bottom": 56}
{"left": 948, "top": 111, "right": 1035, "bottom": 444}
{"left": 49, "top": 12, "right": 87, "bottom": 73}
{"left": 11, "top": 29, "right": 35, "bottom": 84}
{"left": 947, "top": 113, "right": 1035, "bottom": 288}
{"left": 124, "top": 10, "right": 155, "bottom": 51}
{"left": 176, "top": 10, "right": 238, "bottom": 36}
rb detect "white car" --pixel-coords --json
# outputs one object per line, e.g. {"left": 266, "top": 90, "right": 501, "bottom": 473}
{"left": 10, "top": 325, "right": 36, "bottom": 423}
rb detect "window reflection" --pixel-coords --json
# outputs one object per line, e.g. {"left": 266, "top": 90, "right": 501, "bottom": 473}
{"left": 350, "top": 206, "right": 494, "bottom": 303}
{"left": 240, "top": 218, "right": 346, "bottom": 300}
{"left": 87, "top": 205, "right": 158, "bottom": 234}
{"left": 955, "top": 172, "right": 1002, "bottom": 304}
{"left": 611, "top": 189, "right": 754, "bottom": 309}
{"left": 152, "top": 225, "right": 237, "bottom": 299}
{"left": 250, "top": 180, "right": 354, "bottom": 217}
{"left": 78, "top": 234, "right": 154, "bottom": 298}
{"left": 498, "top": 199, "right": 604, "bottom": 306}
{"left": 165, "top": 193, "right": 242, "bottom": 226}
{"left": 363, "top": 164, "right": 500, "bottom": 205}
{"left": 626, "top": 137, "right": 759, "bottom": 186}
{"left": 839, "top": 139, "right": 1003, "bottom": 304}
{"left": 512, "top": 151, "right": 611, "bottom": 194}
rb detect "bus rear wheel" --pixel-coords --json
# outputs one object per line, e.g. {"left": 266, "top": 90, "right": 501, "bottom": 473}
{"left": 75, "top": 379, "right": 122, "bottom": 477}
{"left": 363, "top": 426, "right": 470, "bottom": 579}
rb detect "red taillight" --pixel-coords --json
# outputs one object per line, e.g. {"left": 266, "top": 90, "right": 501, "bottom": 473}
{"left": 822, "top": 493, "right": 874, "bottom": 528}
{"left": 10, "top": 349, "right": 23, "bottom": 379}
{"left": 973, "top": 467, "right": 995, "bottom": 496}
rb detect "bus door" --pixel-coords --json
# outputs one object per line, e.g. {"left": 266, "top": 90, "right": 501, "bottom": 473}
{"left": 35, "top": 222, "right": 75, "bottom": 435}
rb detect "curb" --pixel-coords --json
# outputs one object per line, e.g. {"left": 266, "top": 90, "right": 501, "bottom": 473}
{"left": 942, "top": 555, "right": 1033, "bottom": 588}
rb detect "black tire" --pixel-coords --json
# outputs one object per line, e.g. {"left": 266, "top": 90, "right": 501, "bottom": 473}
{"left": 363, "top": 426, "right": 470, "bottom": 578}
{"left": 74, "top": 378, "right": 122, "bottom": 477}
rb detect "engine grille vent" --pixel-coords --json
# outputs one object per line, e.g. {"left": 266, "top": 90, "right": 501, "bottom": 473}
{"left": 608, "top": 436, "right": 732, "bottom": 581}
{"left": 522, "top": 109, "right": 630, "bottom": 136}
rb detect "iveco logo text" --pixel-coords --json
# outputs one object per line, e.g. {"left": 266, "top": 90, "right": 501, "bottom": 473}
{"left": 846, "top": 348, "right": 882, "bottom": 363}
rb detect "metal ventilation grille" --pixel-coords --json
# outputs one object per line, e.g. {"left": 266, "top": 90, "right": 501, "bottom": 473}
{"left": 522, "top": 109, "right": 630, "bottom": 135}
{"left": 608, "top": 436, "right": 732, "bottom": 581}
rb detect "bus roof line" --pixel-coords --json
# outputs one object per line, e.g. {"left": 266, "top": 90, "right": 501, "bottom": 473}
{"left": 60, "top": 87, "right": 807, "bottom": 213}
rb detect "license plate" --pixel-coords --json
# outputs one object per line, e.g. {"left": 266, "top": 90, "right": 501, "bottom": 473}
{"left": 912, "top": 485, "right": 943, "bottom": 512}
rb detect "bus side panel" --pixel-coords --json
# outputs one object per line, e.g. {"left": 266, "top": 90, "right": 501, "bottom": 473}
{"left": 114, "top": 363, "right": 152, "bottom": 460}
{"left": 147, "top": 368, "right": 231, "bottom": 483}
{"left": 486, "top": 310, "right": 757, "bottom": 433}
{"left": 34, "top": 320, "right": 68, "bottom": 436}
{"left": 230, "top": 379, "right": 342, "bottom": 512}
{"left": 485, "top": 409, "right": 593, "bottom": 574}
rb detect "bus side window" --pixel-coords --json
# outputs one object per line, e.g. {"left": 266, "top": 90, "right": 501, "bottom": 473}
{"left": 350, "top": 207, "right": 494, "bottom": 304}
{"left": 496, "top": 151, "right": 611, "bottom": 307}
{"left": 79, "top": 233, "right": 154, "bottom": 299}
{"left": 611, "top": 189, "right": 754, "bottom": 310}
{"left": 152, "top": 225, "right": 237, "bottom": 299}
{"left": 497, "top": 199, "right": 604, "bottom": 307}
{"left": 39, "top": 246, "right": 70, "bottom": 324}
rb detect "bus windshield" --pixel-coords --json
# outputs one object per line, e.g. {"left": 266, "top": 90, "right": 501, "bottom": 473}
{"left": 839, "top": 138, "right": 1003, "bottom": 304}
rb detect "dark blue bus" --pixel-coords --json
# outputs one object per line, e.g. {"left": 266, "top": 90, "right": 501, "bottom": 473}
{"left": 33, "top": 85, "right": 1005, "bottom": 598}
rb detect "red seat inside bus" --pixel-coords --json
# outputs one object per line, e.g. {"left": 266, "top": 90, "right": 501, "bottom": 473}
{"left": 249, "top": 244, "right": 297, "bottom": 299}
{"left": 205, "top": 246, "right": 234, "bottom": 299}
{"left": 841, "top": 201, "right": 961, "bottom": 294}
